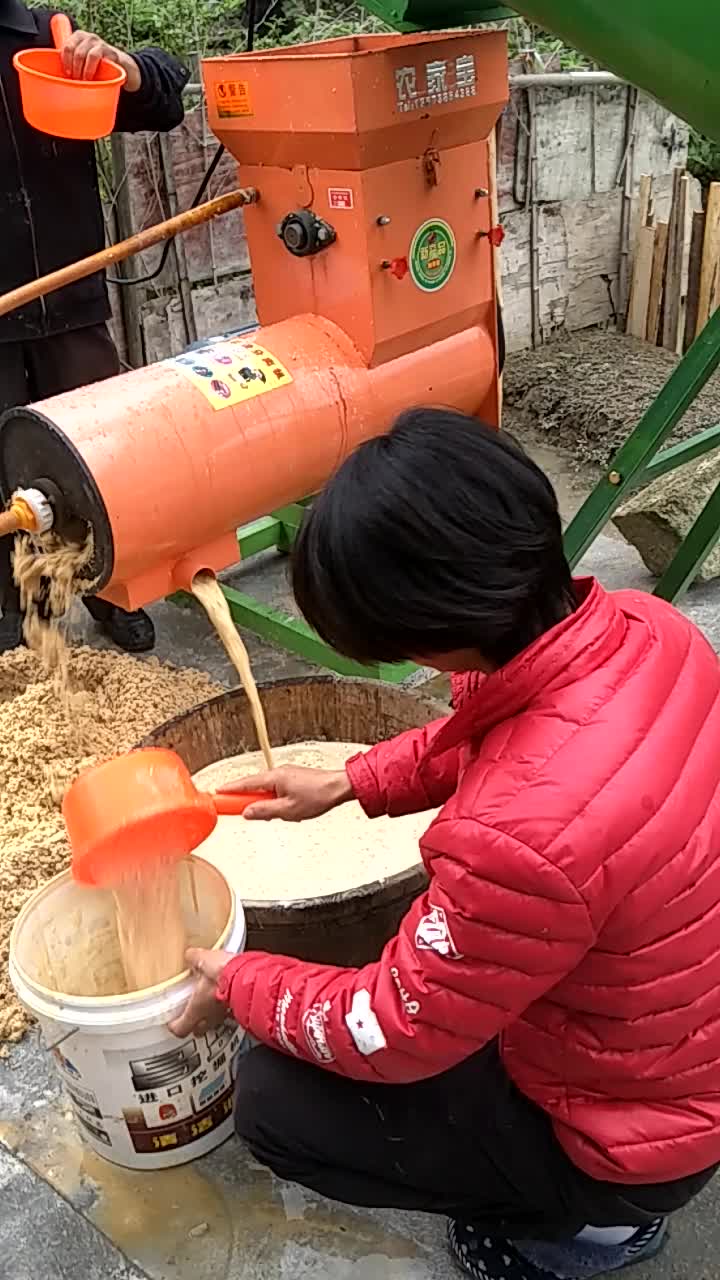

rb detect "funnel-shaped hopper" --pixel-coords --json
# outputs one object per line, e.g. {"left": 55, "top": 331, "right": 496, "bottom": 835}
{"left": 202, "top": 31, "right": 507, "bottom": 364}
{"left": 361, "top": 0, "right": 720, "bottom": 142}
{"left": 203, "top": 31, "right": 507, "bottom": 168}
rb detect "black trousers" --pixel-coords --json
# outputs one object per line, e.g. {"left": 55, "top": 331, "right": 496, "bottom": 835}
{"left": 0, "top": 325, "right": 119, "bottom": 615}
{"left": 234, "top": 1043, "right": 716, "bottom": 1241}
{"left": 0, "top": 324, "right": 120, "bottom": 410}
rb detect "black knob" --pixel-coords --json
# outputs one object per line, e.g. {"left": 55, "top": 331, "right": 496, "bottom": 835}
{"left": 278, "top": 210, "right": 336, "bottom": 258}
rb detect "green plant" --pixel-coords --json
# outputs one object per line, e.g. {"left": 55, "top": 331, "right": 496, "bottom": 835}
{"left": 504, "top": 18, "right": 593, "bottom": 67}
{"left": 38, "top": 0, "right": 389, "bottom": 60}
{"left": 688, "top": 129, "right": 720, "bottom": 192}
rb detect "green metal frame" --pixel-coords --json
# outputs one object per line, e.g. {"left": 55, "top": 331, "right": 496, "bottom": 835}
{"left": 212, "top": 501, "right": 417, "bottom": 683}
{"left": 563, "top": 307, "right": 720, "bottom": 601}
{"left": 361, "top": 0, "right": 515, "bottom": 27}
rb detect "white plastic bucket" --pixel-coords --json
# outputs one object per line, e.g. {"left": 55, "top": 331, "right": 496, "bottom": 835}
{"left": 9, "top": 855, "right": 246, "bottom": 1170}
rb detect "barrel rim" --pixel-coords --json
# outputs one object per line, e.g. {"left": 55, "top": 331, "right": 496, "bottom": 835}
{"left": 137, "top": 673, "right": 447, "bottom": 906}
{"left": 10, "top": 854, "right": 237, "bottom": 1010}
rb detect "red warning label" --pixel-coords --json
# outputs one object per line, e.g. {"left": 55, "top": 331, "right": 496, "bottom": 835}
{"left": 328, "top": 187, "right": 354, "bottom": 210}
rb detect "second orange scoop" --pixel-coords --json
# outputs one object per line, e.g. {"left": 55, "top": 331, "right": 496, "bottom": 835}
{"left": 63, "top": 747, "right": 273, "bottom": 886}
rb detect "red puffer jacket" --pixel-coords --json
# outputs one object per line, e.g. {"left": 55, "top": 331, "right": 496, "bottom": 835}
{"left": 220, "top": 578, "right": 720, "bottom": 1184}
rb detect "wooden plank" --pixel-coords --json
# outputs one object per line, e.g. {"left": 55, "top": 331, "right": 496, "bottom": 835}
{"left": 696, "top": 182, "right": 720, "bottom": 338}
{"left": 662, "top": 168, "right": 685, "bottom": 351}
{"left": 488, "top": 124, "right": 503, "bottom": 419}
{"left": 646, "top": 220, "right": 669, "bottom": 343}
{"left": 110, "top": 135, "right": 143, "bottom": 369}
{"left": 627, "top": 225, "right": 655, "bottom": 339}
{"left": 710, "top": 217, "right": 720, "bottom": 322}
{"left": 675, "top": 175, "right": 691, "bottom": 354}
{"left": 629, "top": 174, "right": 653, "bottom": 257}
{"left": 684, "top": 210, "right": 706, "bottom": 351}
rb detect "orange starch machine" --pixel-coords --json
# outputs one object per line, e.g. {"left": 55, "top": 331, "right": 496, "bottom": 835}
{"left": 0, "top": 30, "right": 507, "bottom": 680}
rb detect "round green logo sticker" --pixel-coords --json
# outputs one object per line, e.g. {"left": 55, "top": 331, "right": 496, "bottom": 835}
{"left": 409, "top": 219, "right": 456, "bottom": 292}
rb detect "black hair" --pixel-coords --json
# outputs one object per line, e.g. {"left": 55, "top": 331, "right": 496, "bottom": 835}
{"left": 292, "top": 408, "right": 576, "bottom": 669}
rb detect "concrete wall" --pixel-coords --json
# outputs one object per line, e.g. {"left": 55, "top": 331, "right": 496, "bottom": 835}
{"left": 108, "top": 73, "right": 690, "bottom": 366}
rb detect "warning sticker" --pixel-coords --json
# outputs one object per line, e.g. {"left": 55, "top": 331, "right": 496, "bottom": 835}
{"left": 409, "top": 218, "right": 456, "bottom": 292}
{"left": 170, "top": 338, "right": 293, "bottom": 411}
{"left": 214, "top": 79, "right": 253, "bottom": 118}
{"left": 328, "top": 187, "right": 354, "bottom": 210}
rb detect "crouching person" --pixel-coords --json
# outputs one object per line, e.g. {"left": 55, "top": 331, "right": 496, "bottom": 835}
{"left": 171, "top": 409, "right": 720, "bottom": 1279}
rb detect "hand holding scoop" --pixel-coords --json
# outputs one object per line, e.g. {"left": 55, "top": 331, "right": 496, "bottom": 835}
{"left": 63, "top": 747, "right": 273, "bottom": 887}
{"left": 13, "top": 14, "right": 127, "bottom": 141}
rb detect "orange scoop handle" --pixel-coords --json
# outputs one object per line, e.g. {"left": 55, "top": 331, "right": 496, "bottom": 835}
{"left": 212, "top": 790, "right": 274, "bottom": 816}
{"left": 50, "top": 13, "right": 72, "bottom": 53}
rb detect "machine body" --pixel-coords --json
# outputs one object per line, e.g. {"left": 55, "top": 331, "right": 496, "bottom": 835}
{"left": 0, "top": 30, "right": 506, "bottom": 611}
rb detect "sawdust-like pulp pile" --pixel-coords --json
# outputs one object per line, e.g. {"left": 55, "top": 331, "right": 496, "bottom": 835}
{"left": 503, "top": 330, "right": 720, "bottom": 470}
{"left": 0, "top": 579, "right": 221, "bottom": 1043}
{"left": 0, "top": 646, "right": 221, "bottom": 1042}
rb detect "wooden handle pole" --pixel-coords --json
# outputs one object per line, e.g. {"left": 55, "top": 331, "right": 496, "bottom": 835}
{"left": 0, "top": 188, "right": 258, "bottom": 320}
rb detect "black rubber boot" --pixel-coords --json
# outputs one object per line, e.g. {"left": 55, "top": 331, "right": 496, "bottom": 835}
{"left": 0, "top": 611, "right": 24, "bottom": 653}
{"left": 83, "top": 596, "right": 155, "bottom": 654}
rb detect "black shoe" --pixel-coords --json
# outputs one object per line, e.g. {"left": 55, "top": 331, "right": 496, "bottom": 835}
{"left": 0, "top": 611, "right": 25, "bottom": 653}
{"left": 83, "top": 596, "right": 155, "bottom": 653}
{"left": 448, "top": 1217, "right": 668, "bottom": 1279}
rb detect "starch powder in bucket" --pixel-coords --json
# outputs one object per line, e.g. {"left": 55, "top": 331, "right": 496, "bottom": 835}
{"left": 9, "top": 857, "right": 246, "bottom": 1169}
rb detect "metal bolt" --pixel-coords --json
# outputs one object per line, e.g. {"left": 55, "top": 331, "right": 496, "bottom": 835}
{"left": 474, "top": 187, "right": 489, "bottom": 198}
{"left": 376, "top": 215, "right": 391, "bottom": 226}
{"left": 608, "top": 470, "right": 622, "bottom": 486}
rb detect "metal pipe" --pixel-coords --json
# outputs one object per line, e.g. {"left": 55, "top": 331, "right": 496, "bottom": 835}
{"left": 527, "top": 86, "right": 541, "bottom": 349}
{"left": 0, "top": 189, "right": 258, "bottom": 319}
{"left": 184, "top": 71, "right": 623, "bottom": 95}
{"left": 509, "top": 71, "right": 621, "bottom": 87}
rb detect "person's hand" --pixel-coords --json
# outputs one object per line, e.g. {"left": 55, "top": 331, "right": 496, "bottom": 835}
{"left": 221, "top": 766, "right": 353, "bottom": 822}
{"left": 60, "top": 29, "right": 142, "bottom": 92}
{"left": 168, "top": 948, "right": 234, "bottom": 1038}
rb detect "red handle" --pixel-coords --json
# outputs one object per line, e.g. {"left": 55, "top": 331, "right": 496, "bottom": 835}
{"left": 211, "top": 790, "right": 274, "bottom": 817}
{"left": 50, "top": 13, "right": 72, "bottom": 52}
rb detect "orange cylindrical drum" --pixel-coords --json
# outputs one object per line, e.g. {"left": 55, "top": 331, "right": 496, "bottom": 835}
{"left": 0, "top": 312, "right": 496, "bottom": 610}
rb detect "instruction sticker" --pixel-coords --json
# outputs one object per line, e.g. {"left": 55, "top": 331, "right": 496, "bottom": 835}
{"left": 214, "top": 79, "right": 253, "bottom": 118}
{"left": 170, "top": 338, "right": 293, "bottom": 411}
{"left": 123, "top": 1085, "right": 234, "bottom": 1155}
{"left": 409, "top": 218, "right": 456, "bottom": 292}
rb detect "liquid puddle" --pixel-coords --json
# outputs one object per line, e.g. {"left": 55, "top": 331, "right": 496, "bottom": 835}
{"left": 0, "top": 1100, "right": 422, "bottom": 1279}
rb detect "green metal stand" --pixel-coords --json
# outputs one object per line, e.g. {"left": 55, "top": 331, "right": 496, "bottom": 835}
{"left": 563, "top": 307, "right": 720, "bottom": 601}
{"left": 212, "top": 501, "right": 417, "bottom": 683}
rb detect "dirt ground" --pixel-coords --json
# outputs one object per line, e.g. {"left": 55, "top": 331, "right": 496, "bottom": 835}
{"left": 503, "top": 329, "right": 720, "bottom": 483}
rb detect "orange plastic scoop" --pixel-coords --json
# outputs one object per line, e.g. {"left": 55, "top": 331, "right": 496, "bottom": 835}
{"left": 63, "top": 747, "right": 273, "bottom": 887}
{"left": 13, "top": 14, "right": 127, "bottom": 141}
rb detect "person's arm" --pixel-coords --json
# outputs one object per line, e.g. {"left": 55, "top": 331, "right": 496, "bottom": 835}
{"left": 346, "top": 715, "right": 461, "bottom": 817}
{"left": 226, "top": 715, "right": 462, "bottom": 822}
{"left": 200, "top": 819, "right": 596, "bottom": 1084}
{"left": 113, "top": 47, "right": 189, "bottom": 133}
{"left": 58, "top": 25, "right": 189, "bottom": 133}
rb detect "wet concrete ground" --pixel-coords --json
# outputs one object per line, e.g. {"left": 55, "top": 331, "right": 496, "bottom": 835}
{"left": 4, "top": 435, "right": 720, "bottom": 1279}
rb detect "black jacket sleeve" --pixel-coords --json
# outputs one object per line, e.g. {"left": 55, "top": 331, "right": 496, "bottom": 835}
{"left": 114, "top": 48, "right": 189, "bottom": 134}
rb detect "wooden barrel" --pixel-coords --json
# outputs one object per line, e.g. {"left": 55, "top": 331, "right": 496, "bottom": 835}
{"left": 138, "top": 676, "right": 447, "bottom": 967}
